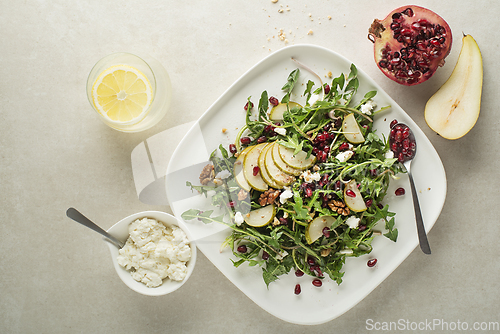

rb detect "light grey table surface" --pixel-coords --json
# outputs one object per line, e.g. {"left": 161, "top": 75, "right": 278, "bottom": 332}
{"left": 1, "top": 1, "right": 498, "bottom": 333}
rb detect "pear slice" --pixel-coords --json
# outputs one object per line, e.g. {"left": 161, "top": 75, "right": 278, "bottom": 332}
{"left": 243, "top": 143, "right": 269, "bottom": 192}
{"left": 264, "top": 143, "right": 295, "bottom": 187}
{"left": 305, "top": 215, "right": 335, "bottom": 244}
{"left": 234, "top": 146, "right": 253, "bottom": 191}
{"left": 342, "top": 113, "right": 365, "bottom": 144}
{"left": 343, "top": 179, "right": 367, "bottom": 212}
{"left": 269, "top": 101, "right": 301, "bottom": 121}
{"left": 425, "top": 34, "right": 483, "bottom": 140}
{"left": 258, "top": 143, "right": 282, "bottom": 189}
{"left": 244, "top": 204, "right": 276, "bottom": 227}
{"left": 270, "top": 142, "right": 302, "bottom": 176}
{"left": 278, "top": 143, "right": 316, "bottom": 170}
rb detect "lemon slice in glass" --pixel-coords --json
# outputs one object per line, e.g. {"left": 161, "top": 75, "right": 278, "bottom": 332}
{"left": 91, "top": 65, "right": 153, "bottom": 124}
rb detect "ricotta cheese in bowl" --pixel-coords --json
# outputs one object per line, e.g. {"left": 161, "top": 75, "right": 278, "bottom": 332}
{"left": 106, "top": 211, "right": 196, "bottom": 296}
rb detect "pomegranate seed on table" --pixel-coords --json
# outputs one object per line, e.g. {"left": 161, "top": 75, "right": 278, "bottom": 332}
{"left": 312, "top": 279, "right": 322, "bottom": 287}
{"left": 367, "top": 258, "right": 378, "bottom": 267}
{"left": 395, "top": 187, "right": 405, "bottom": 196}
{"left": 237, "top": 245, "right": 247, "bottom": 253}
{"left": 294, "top": 284, "right": 301, "bottom": 295}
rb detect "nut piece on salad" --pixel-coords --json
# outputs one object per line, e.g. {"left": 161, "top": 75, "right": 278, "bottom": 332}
{"left": 259, "top": 189, "right": 280, "bottom": 206}
{"left": 199, "top": 164, "right": 215, "bottom": 185}
{"left": 328, "top": 200, "right": 350, "bottom": 216}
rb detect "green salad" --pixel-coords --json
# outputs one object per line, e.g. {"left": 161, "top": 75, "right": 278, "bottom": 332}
{"left": 182, "top": 64, "right": 404, "bottom": 288}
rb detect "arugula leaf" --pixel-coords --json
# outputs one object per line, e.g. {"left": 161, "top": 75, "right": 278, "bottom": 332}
{"left": 281, "top": 68, "right": 300, "bottom": 103}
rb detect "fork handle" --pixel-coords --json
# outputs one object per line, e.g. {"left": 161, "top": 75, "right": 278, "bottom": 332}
{"left": 407, "top": 173, "right": 431, "bottom": 254}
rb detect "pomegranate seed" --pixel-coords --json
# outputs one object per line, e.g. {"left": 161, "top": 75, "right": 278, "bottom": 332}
{"left": 323, "top": 146, "right": 330, "bottom": 154}
{"left": 312, "top": 279, "right": 322, "bottom": 287}
{"left": 278, "top": 217, "right": 289, "bottom": 225}
{"left": 324, "top": 84, "right": 331, "bottom": 95}
{"left": 322, "top": 227, "right": 330, "bottom": 238}
{"left": 262, "top": 251, "right": 269, "bottom": 260}
{"left": 304, "top": 187, "right": 313, "bottom": 198}
{"left": 377, "top": 203, "right": 384, "bottom": 209}
{"left": 402, "top": 7, "right": 414, "bottom": 17}
{"left": 358, "top": 224, "right": 367, "bottom": 231}
{"left": 240, "top": 137, "right": 251, "bottom": 145}
{"left": 339, "top": 142, "right": 350, "bottom": 151}
{"left": 269, "top": 96, "right": 279, "bottom": 106}
{"left": 367, "top": 258, "right": 377, "bottom": 267}
{"left": 244, "top": 101, "right": 253, "bottom": 111}
{"left": 345, "top": 189, "right": 356, "bottom": 198}
{"left": 253, "top": 166, "right": 260, "bottom": 176}
{"left": 237, "top": 245, "right": 247, "bottom": 253}
{"left": 227, "top": 201, "right": 235, "bottom": 208}
{"left": 316, "top": 133, "right": 326, "bottom": 142}
{"left": 229, "top": 144, "right": 237, "bottom": 155}
{"left": 294, "top": 284, "right": 301, "bottom": 295}
{"left": 307, "top": 256, "right": 316, "bottom": 265}
{"left": 295, "top": 269, "right": 304, "bottom": 277}
{"left": 365, "top": 199, "right": 373, "bottom": 207}
{"left": 257, "top": 136, "right": 267, "bottom": 143}
{"left": 395, "top": 187, "right": 405, "bottom": 196}
{"left": 369, "top": 169, "right": 378, "bottom": 177}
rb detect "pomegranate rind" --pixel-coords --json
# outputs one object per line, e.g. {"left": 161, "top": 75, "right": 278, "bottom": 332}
{"left": 368, "top": 5, "right": 452, "bottom": 86}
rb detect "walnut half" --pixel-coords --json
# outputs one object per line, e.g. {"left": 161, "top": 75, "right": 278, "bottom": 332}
{"left": 199, "top": 164, "right": 215, "bottom": 185}
{"left": 328, "top": 199, "right": 350, "bottom": 216}
{"left": 258, "top": 189, "right": 280, "bottom": 206}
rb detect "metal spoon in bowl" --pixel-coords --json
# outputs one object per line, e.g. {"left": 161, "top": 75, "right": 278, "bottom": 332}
{"left": 389, "top": 123, "right": 431, "bottom": 254}
{"left": 66, "top": 207, "right": 125, "bottom": 249}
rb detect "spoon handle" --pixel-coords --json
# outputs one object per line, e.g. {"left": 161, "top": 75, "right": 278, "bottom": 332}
{"left": 407, "top": 173, "right": 431, "bottom": 254}
{"left": 66, "top": 207, "right": 125, "bottom": 248}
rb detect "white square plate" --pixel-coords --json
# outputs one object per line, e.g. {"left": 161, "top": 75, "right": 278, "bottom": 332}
{"left": 165, "top": 44, "right": 446, "bottom": 325}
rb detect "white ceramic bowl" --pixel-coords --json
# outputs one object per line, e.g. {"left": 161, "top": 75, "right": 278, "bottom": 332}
{"left": 105, "top": 211, "right": 196, "bottom": 296}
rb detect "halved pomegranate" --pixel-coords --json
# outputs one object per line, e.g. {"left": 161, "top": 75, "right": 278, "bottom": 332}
{"left": 368, "top": 5, "right": 452, "bottom": 86}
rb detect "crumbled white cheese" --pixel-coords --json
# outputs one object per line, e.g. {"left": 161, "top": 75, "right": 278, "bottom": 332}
{"left": 360, "top": 100, "right": 377, "bottom": 115}
{"left": 301, "top": 170, "right": 321, "bottom": 183}
{"left": 215, "top": 170, "right": 231, "bottom": 180}
{"left": 276, "top": 250, "right": 288, "bottom": 260}
{"left": 279, "top": 187, "right": 293, "bottom": 204}
{"left": 274, "top": 127, "right": 286, "bottom": 136}
{"left": 335, "top": 150, "right": 354, "bottom": 162}
{"left": 117, "top": 218, "right": 191, "bottom": 288}
{"left": 338, "top": 249, "right": 354, "bottom": 255}
{"left": 385, "top": 150, "right": 394, "bottom": 159}
{"left": 345, "top": 216, "right": 360, "bottom": 229}
{"left": 234, "top": 211, "right": 244, "bottom": 226}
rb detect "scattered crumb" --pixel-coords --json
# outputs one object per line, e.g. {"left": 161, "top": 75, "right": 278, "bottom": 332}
{"left": 343, "top": 24, "right": 346, "bottom": 27}
{"left": 327, "top": 71, "right": 332, "bottom": 78}
{"left": 308, "top": 13, "right": 312, "bottom": 17}
{"left": 271, "top": 0, "right": 278, "bottom": 2}
{"left": 278, "top": 29, "right": 286, "bottom": 41}
{"left": 278, "top": 8, "right": 283, "bottom": 13}
{"left": 307, "top": 29, "right": 313, "bottom": 35}
{"left": 222, "top": 128, "right": 227, "bottom": 133}
{"left": 327, "top": 15, "right": 332, "bottom": 20}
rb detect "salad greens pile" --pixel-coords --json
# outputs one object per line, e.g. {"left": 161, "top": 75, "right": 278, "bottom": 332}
{"left": 182, "top": 64, "right": 404, "bottom": 287}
